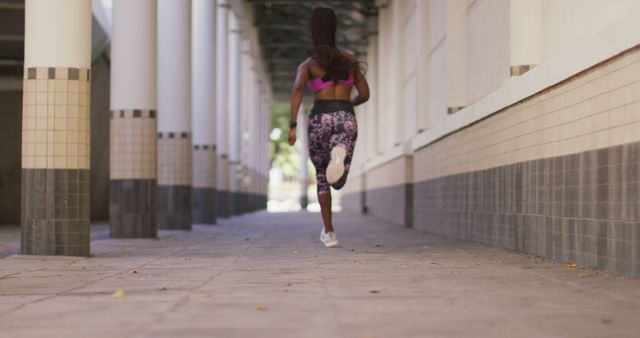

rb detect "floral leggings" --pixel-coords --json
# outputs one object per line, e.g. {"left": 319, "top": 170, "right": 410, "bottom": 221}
{"left": 307, "top": 100, "right": 358, "bottom": 195}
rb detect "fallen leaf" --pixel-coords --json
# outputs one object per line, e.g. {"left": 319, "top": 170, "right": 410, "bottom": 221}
{"left": 112, "top": 289, "right": 125, "bottom": 299}
{"left": 369, "top": 290, "right": 380, "bottom": 294}
{"left": 245, "top": 238, "right": 250, "bottom": 241}
{"left": 256, "top": 305, "right": 269, "bottom": 312}
{"left": 374, "top": 244, "right": 382, "bottom": 248}
{"left": 432, "top": 253, "right": 440, "bottom": 257}
{"left": 601, "top": 319, "right": 612, "bottom": 324}
{"left": 292, "top": 250, "right": 299, "bottom": 254}
{"left": 349, "top": 248, "right": 355, "bottom": 252}
{"left": 578, "top": 273, "right": 589, "bottom": 278}
{"left": 158, "top": 287, "right": 167, "bottom": 291}
{"left": 566, "top": 263, "right": 577, "bottom": 269}
{"left": 202, "top": 293, "right": 213, "bottom": 298}
{"left": 355, "top": 260, "right": 366, "bottom": 265}
{"left": 179, "top": 257, "right": 191, "bottom": 262}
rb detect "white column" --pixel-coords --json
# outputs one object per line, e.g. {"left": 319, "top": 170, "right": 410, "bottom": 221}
{"left": 109, "top": 0, "right": 157, "bottom": 238}
{"left": 239, "top": 39, "right": 252, "bottom": 213}
{"left": 366, "top": 16, "right": 379, "bottom": 158}
{"left": 416, "top": 0, "right": 429, "bottom": 132}
{"left": 157, "top": 0, "right": 192, "bottom": 229}
{"left": 377, "top": 6, "right": 390, "bottom": 152}
{"left": 510, "top": 0, "right": 542, "bottom": 76}
{"left": 297, "top": 103, "right": 309, "bottom": 208}
{"left": 391, "top": 0, "right": 403, "bottom": 146}
{"left": 227, "top": 10, "right": 242, "bottom": 214}
{"left": 21, "top": 0, "right": 92, "bottom": 255}
{"left": 446, "top": 0, "right": 467, "bottom": 114}
{"left": 192, "top": 0, "right": 217, "bottom": 224}
{"left": 215, "top": 1, "right": 230, "bottom": 217}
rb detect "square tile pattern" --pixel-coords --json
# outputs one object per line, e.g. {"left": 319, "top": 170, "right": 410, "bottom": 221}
{"left": 158, "top": 132, "right": 192, "bottom": 185}
{"left": 22, "top": 67, "right": 91, "bottom": 170}
{"left": 412, "top": 143, "right": 640, "bottom": 277}
{"left": 110, "top": 110, "right": 157, "bottom": 179}
{"left": 413, "top": 45, "right": 640, "bottom": 183}
{"left": 109, "top": 179, "right": 157, "bottom": 238}
{"left": 21, "top": 168, "right": 90, "bottom": 256}
{"left": 192, "top": 145, "right": 216, "bottom": 188}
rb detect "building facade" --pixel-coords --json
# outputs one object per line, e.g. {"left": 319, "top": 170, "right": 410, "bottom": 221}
{"left": 342, "top": 0, "right": 640, "bottom": 277}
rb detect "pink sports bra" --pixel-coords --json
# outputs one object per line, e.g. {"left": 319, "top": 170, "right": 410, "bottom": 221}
{"left": 307, "top": 72, "right": 355, "bottom": 92}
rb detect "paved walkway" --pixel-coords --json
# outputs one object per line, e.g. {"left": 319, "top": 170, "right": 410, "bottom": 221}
{"left": 0, "top": 211, "right": 639, "bottom": 338}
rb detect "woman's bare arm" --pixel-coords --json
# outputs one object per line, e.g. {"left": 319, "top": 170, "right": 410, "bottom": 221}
{"left": 341, "top": 52, "right": 369, "bottom": 106}
{"left": 289, "top": 59, "right": 310, "bottom": 145}
{"left": 351, "top": 64, "right": 370, "bottom": 107}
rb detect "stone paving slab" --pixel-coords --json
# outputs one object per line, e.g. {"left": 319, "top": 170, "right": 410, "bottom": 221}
{"left": 0, "top": 211, "right": 639, "bottom": 338}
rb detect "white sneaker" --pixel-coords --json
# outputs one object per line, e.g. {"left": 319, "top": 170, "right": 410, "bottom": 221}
{"left": 326, "top": 146, "right": 346, "bottom": 184}
{"left": 320, "top": 228, "right": 339, "bottom": 248}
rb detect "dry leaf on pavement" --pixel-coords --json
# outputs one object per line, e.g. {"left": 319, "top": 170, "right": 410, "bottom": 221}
{"left": 112, "top": 289, "right": 125, "bottom": 299}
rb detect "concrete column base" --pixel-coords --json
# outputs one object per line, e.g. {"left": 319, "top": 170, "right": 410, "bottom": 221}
{"left": 216, "top": 190, "right": 230, "bottom": 218}
{"left": 228, "top": 191, "right": 239, "bottom": 216}
{"left": 109, "top": 179, "right": 157, "bottom": 238}
{"left": 192, "top": 187, "right": 216, "bottom": 224}
{"left": 21, "top": 169, "right": 90, "bottom": 256}
{"left": 158, "top": 185, "right": 192, "bottom": 230}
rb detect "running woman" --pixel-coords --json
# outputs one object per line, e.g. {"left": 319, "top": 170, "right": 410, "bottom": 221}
{"left": 288, "top": 7, "right": 370, "bottom": 248}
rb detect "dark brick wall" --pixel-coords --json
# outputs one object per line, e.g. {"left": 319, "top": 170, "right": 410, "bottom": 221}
{"left": 340, "top": 191, "right": 362, "bottom": 214}
{"left": 413, "top": 142, "right": 640, "bottom": 277}
{"left": 364, "top": 184, "right": 412, "bottom": 227}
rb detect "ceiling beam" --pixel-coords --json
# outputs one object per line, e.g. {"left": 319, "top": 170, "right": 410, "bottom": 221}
{"left": 0, "top": 3, "right": 25, "bottom": 10}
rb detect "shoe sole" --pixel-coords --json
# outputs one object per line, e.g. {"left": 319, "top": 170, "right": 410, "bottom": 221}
{"left": 323, "top": 240, "right": 339, "bottom": 248}
{"left": 326, "top": 147, "right": 346, "bottom": 184}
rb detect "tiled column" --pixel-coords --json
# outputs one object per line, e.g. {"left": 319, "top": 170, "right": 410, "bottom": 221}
{"left": 21, "top": 0, "right": 92, "bottom": 256}
{"left": 227, "top": 11, "right": 241, "bottom": 215}
{"left": 215, "top": 1, "right": 230, "bottom": 218}
{"left": 510, "top": 0, "right": 541, "bottom": 76}
{"left": 191, "top": 0, "right": 217, "bottom": 224}
{"left": 239, "top": 43, "right": 253, "bottom": 214}
{"left": 157, "top": 0, "right": 192, "bottom": 230}
{"left": 109, "top": 0, "right": 158, "bottom": 238}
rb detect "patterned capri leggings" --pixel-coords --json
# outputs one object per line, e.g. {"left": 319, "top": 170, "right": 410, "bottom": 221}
{"left": 307, "top": 100, "right": 358, "bottom": 195}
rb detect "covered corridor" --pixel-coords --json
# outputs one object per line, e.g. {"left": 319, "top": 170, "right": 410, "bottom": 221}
{"left": 1, "top": 0, "right": 640, "bottom": 336}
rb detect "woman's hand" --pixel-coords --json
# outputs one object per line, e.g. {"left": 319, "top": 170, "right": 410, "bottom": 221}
{"left": 288, "top": 128, "right": 297, "bottom": 146}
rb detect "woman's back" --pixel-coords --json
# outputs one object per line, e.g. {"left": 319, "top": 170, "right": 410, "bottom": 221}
{"left": 306, "top": 56, "right": 354, "bottom": 100}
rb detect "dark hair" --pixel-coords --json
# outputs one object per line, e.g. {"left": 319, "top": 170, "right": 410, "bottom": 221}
{"left": 307, "top": 7, "right": 359, "bottom": 82}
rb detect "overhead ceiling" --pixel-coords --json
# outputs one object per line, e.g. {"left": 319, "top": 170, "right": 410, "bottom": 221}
{"left": 250, "top": 0, "right": 376, "bottom": 101}
{"left": 0, "top": 0, "right": 24, "bottom": 79}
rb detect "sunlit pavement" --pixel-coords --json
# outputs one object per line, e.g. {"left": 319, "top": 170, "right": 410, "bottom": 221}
{"left": 0, "top": 211, "right": 639, "bottom": 338}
